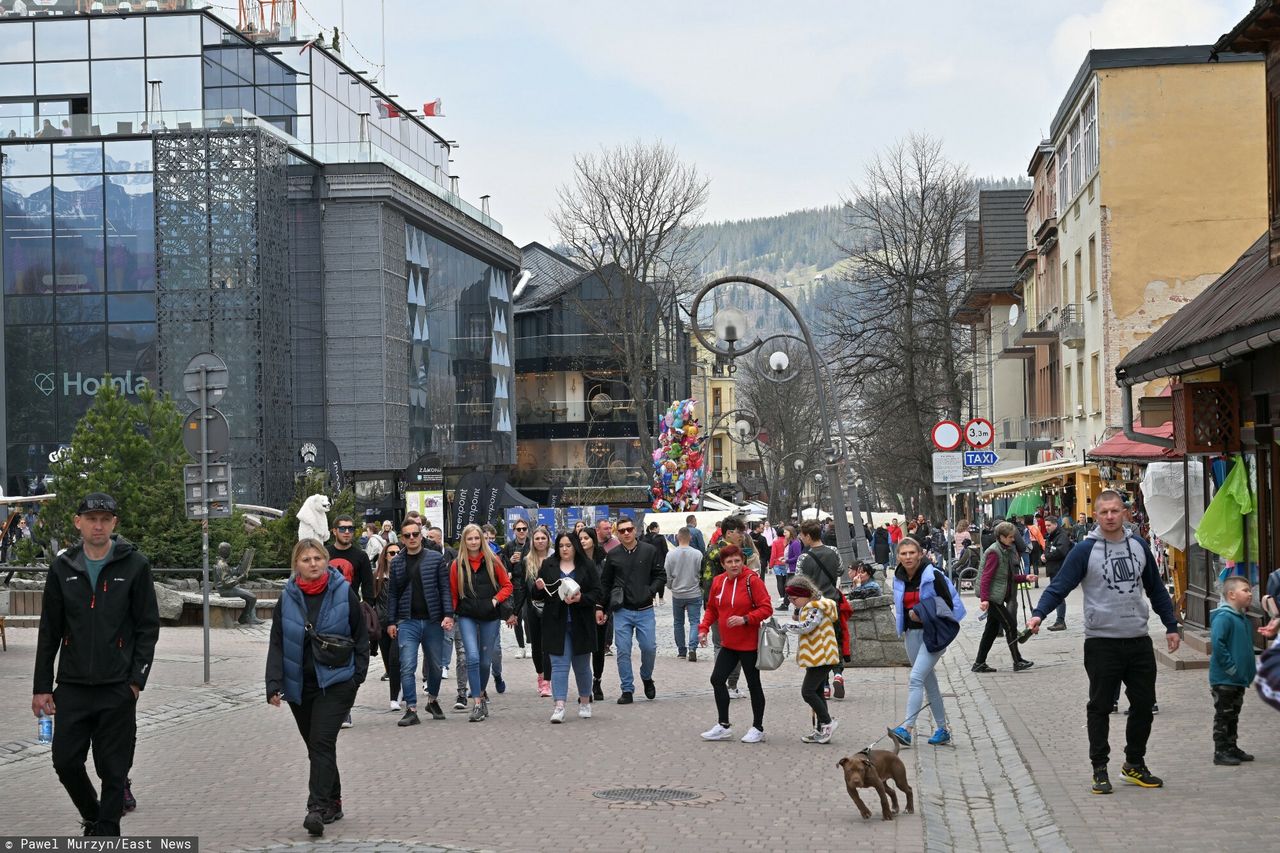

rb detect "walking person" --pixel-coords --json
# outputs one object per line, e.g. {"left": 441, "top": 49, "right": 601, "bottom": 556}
{"left": 519, "top": 526, "right": 555, "bottom": 697}
{"left": 780, "top": 574, "right": 841, "bottom": 743}
{"left": 601, "top": 518, "right": 665, "bottom": 703}
{"left": 385, "top": 519, "right": 452, "bottom": 726}
{"left": 501, "top": 517, "right": 531, "bottom": 659}
{"left": 768, "top": 524, "right": 793, "bottom": 607}
{"left": 666, "top": 527, "right": 703, "bottom": 661}
{"left": 450, "top": 524, "right": 515, "bottom": 722}
{"left": 1027, "top": 489, "right": 1181, "bottom": 795}
{"left": 265, "top": 539, "right": 369, "bottom": 837}
{"left": 578, "top": 527, "right": 611, "bottom": 701}
{"left": 697, "top": 545, "right": 773, "bottom": 743}
{"left": 534, "top": 532, "right": 603, "bottom": 723}
{"left": 796, "top": 520, "right": 848, "bottom": 699}
{"left": 32, "top": 493, "right": 160, "bottom": 837}
{"left": 685, "top": 514, "right": 707, "bottom": 554}
{"left": 971, "top": 522, "right": 1034, "bottom": 674}
{"left": 1043, "top": 516, "right": 1072, "bottom": 630}
{"left": 326, "top": 514, "right": 374, "bottom": 729}
{"left": 888, "top": 537, "right": 959, "bottom": 747}
{"left": 373, "top": 542, "right": 403, "bottom": 709}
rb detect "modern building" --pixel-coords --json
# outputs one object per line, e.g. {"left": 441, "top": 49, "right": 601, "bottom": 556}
{"left": 512, "top": 242, "right": 688, "bottom": 507}
{"left": 0, "top": 4, "right": 520, "bottom": 509}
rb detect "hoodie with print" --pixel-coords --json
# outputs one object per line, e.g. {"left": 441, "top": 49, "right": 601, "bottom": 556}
{"left": 698, "top": 569, "right": 774, "bottom": 651}
{"left": 1032, "top": 528, "right": 1178, "bottom": 638}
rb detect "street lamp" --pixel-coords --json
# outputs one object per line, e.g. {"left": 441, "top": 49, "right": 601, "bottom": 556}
{"left": 699, "top": 406, "right": 760, "bottom": 509}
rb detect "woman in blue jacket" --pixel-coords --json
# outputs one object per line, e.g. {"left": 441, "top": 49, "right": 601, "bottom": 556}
{"left": 266, "top": 539, "right": 370, "bottom": 838}
{"left": 889, "top": 537, "right": 956, "bottom": 747}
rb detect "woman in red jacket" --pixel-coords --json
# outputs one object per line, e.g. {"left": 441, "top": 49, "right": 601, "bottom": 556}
{"left": 697, "top": 544, "right": 775, "bottom": 743}
{"left": 450, "top": 523, "right": 515, "bottom": 722}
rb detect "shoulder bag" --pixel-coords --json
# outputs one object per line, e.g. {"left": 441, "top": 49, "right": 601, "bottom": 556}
{"left": 744, "top": 572, "right": 788, "bottom": 671}
{"left": 305, "top": 622, "right": 355, "bottom": 668}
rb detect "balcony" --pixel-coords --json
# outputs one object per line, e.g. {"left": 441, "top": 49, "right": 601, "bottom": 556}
{"left": 1060, "top": 304, "right": 1085, "bottom": 349}
{"left": 1033, "top": 214, "right": 1058, "bottom": 247}
{"left": 999, "top": 418, "right": 1057, "bottom": 451}
{"left": 998, "top": 310, "right": 1035, "bottom": 360}
{"left": 1017, "top": 305, "right": 1065, "bottom": 346}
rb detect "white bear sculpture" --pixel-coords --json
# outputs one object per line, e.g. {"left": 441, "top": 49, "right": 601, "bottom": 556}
{"left": 296, "top": 494, "right": 332, "bottom": 542}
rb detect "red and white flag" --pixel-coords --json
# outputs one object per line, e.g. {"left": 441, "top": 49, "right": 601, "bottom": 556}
{"left": 377, "top": 101, "right": 402, "bottom": 119}
{"left": 422, "top": 99, "right": 444, "bottom": 117}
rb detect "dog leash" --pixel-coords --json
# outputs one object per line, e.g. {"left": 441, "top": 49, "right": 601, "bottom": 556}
{"left": 859, "top": 701, "right": 936, "bottom": 753}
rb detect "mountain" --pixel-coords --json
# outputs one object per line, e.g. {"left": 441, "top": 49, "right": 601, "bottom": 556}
{"left": 695, "top": 205, "right": 849, "bottom": 284}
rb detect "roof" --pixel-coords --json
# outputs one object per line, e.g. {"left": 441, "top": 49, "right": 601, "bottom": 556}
{"left": 1116, "top": 233, "right": 1280, "bottom": 385}
{"left": 1050, "top": 45, "right": 1261, "bottom": 139}
{"left": 515, "top": 242, "right": 584, "bottom": 310}
{"left": 1087, "top": 423, "right": 1181, "bottom": 463}
{"left": 1214, "top": 0, "right": 1280, "bottom": 54}
{"left": 967, "top": 189, "right": 1032, "bottom": 294}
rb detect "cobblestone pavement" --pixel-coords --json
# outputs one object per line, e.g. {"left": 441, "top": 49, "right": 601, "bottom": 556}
{"left": 0, "top": 587, "right": 1272, "bottom": 852}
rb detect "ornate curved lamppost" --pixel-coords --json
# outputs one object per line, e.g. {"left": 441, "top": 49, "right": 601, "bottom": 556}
{"left": 698, "top": 407, "right": 761, "bottom": 510}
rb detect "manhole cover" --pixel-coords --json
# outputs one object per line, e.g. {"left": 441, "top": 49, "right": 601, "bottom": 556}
{"left": 593, "top": 787, "right": 700, "bottom": 802}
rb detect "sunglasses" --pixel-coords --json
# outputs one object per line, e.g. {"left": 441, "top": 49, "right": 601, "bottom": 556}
{"left": 513, "top": 526, "right": 528, "bottom": 532}
{"left": 617, "top": 527, "right": 635, "bottom": 534}
{"left": 386, "top": 550, "right": 401, "bottom": 557}
{"left": 336, "top": 525, "right": 355, "bottom": 532}
{"left": 401, "top": 531, "right": 422, "bottom": 538}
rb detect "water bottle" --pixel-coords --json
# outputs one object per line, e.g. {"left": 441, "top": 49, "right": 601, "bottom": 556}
{"left": 37, "top": 712, "right": 53, "bottom": 745}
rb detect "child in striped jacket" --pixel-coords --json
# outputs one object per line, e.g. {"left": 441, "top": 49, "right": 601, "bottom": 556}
{"left": 780, "top": 575, "right": 840, "bottom": 744}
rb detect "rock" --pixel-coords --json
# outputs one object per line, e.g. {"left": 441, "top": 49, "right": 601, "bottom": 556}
{"left": 154, "top": 583, "right": 185, "bottom": 621}
{"left": 847, "top": 594, "right": 909, "bottom": 666}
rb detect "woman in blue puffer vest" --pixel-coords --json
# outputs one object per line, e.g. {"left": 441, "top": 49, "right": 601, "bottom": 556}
{"left": 266, "top": 539, "right": 370, "bottom": 838}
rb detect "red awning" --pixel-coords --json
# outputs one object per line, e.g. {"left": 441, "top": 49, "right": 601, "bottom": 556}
{"left": 1087, "top": 423, "right": 1181, "bottom": 463}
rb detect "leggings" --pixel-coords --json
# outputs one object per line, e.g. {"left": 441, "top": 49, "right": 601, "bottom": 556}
{"left": 525, "top": 607, "right": 548, "bottom": 677}
{"left": 592, "top": 613, "right": 614, "bottom": 681}
{"left": 378, "top": 628, "right": 400, "bottom": 702}
{"left": 801, "top": 665, "right": 833, "bottom": 726}
{"left": 774, "top": 572, "right": 788, "bottom": 600}
{"left": 513, "top": 613, "right": 526, "bottom": 649}
{"left": 975, "top": 600, "right": 1024, "bottom": 665}
{"left": 710, "top": 647, "right": 765, "bottom": 731}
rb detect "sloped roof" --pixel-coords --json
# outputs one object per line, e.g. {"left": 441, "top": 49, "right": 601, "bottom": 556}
{"left": 1116, "top": 233, "right": 1280, "bottom": 385}
{"left": 969, "top": 189, "right": 1031, "bottom": 293}
{"left": 516, "top": 242, "right": 584, "bottom": 310}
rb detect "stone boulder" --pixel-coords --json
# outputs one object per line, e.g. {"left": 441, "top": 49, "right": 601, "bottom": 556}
{"left": 153, "top": 583, "right": 185, "bottom": 621}
{"left": 847, "top": 594, "right": 910, "bottom": 667}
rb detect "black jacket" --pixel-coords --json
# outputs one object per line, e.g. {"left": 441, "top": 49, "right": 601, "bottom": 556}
{"left": 1044, "top": 525, "right": 1072, "bottom": 577}
{"left": 600, "top": 540, "right": 665, "bottom": 612}
{"left": 34, "top": 536, "right": 161, "bottom": 693}
{"left": 501, "top": 538, "right": 531, "bottom": 617}
{"left": 533, "top": 556, "right": 603, "bottom": 657}
{"left": 643, "top": 532, "right": 670, "bottom": 565}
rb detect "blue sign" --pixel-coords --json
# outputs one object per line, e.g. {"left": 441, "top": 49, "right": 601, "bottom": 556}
{"left": 964, "top": 450, "right": 999, "bottom": 467}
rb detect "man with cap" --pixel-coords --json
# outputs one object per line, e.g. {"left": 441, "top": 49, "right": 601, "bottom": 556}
{"left": 32, "top": 493, "right": 160, "bottom": 837}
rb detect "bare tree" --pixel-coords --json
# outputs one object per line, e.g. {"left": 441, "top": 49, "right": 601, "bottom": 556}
{"left": 552, "top": 140, "right": 710, "bottom": 453}
{"left": 821, "top": 133, "right": 975, "bottom": 516}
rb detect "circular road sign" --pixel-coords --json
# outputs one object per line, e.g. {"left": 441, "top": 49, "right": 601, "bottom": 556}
{"left": 931, "top": 420, "right": 962, "bottom": 451}
{"left": 183, "top": 407, "right": 230, "bottom": 461}
{"left": 964, "top": 417, "right": 995, "bottom": 449}
{"left": 182, "top": 352, "right": 229, "bottom": 408}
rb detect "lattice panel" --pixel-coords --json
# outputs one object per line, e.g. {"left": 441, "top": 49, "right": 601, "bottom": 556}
{"left": 1172, "top": 381, "right": 1240, "bottom": 454}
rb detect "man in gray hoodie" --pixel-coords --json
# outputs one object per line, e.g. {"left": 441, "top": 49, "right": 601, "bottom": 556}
{"left": 665, "top": 528, "right": 704, "bottom": 661}
{"left": 1028, "top": 489, "right": 1180, "bottom": 796}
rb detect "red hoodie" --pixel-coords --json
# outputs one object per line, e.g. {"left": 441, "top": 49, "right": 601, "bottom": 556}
{"left": 699, "top": 569, "right": 774, "bottom": 651}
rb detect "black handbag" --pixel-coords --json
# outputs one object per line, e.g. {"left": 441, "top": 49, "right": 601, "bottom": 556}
{"left": 305, "top": 622, "right": 355, "bottom": 667}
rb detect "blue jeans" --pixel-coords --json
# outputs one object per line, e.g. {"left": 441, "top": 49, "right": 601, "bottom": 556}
{"left": 904, "top": 628, "right": 947, "bottom": 730}
{"left": 457, "top": 616, "right": 501, "bottom": 699}
{"left": 397, "top": 619, "right": 445, "bottom": 709}
{"left": 613, "top": 607, "right": 657, "bottom": 693}
{"left": 549, "top": 632, "right": 593, "bottom": 702}
{"left": 671, "top": 598, "right": 701, "bottom": 655}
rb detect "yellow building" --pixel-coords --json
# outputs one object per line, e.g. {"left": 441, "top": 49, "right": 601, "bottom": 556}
{"left": 688, "top": 330, "right": 742, "bottom": 493}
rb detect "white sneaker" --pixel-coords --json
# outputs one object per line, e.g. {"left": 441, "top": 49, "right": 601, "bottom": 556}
{"left": 700, "top": 723, "right": 732, "bottom": 741}
{"left": 422, "top": 680, "right": 430, "bottom": 695}
{"left": 740, "top": 726, "right": 765, "bottom": 744}
{"left": 517, "top": 648, "right": 527, "bottom": 659}
{"left": 578, "top": 703, "right": 592, "bottom": 719}
{"left": 728, "top": 687, "right": 745, "bottom": 700}
{"left": 389, "top": 699, "right": 403, "bottom": 711}
{"left": 441, "top": 666, "right": 449, "bottom": 679}
{"left": 815, "top": 719, "right": 839, "bottom": 744}
{"left": 550, "top": 706, "right": 566, "bottom": 724}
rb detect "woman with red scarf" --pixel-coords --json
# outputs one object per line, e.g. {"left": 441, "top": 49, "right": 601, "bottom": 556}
{"left": 450, "top": 523, "right": 515, "bottom": 722}
{"left": 266, "top": 539, "right": 370, "bottom": 837}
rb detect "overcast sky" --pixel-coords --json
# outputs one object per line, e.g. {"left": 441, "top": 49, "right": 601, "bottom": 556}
{"left": 278, "top": 0, "right": 1249, "bottom": 244}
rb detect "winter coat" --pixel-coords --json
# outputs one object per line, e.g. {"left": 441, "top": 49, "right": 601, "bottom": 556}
{"left": 698, "top": 569, "right": 774, "bottom": 652}
{"left": 1044, "top": 525, "right": 1072, "bottom": 577}
{"left": 980, "top": 541, "right": 1019, "bottom": 605}
{"left": 386, "top": 548, "right": 453, "bottom": 623}
{"left": 533, "top": 556, "right": 603, "bottom": 657}
{"left": 1210, "top": 603, "right": 1257, "bottom": 688}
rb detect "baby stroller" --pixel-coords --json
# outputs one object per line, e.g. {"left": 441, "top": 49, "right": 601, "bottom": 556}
{"left": 954, "top": 544, "right": 981, "bottom": 591}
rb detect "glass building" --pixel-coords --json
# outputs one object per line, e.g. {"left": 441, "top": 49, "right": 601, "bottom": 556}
{"left": 0, "top": 5, "right": 519, "bottom": 506}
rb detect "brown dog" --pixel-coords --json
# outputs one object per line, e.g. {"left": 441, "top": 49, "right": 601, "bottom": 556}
{"left": 837, "top": 747, "right": 914, "bottom": 821}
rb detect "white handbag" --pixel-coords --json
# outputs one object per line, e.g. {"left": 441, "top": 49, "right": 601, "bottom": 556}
{"left": 557, "top": 576, "right": 581, "bottom": 601}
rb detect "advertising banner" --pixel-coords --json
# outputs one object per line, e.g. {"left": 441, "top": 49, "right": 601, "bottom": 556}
{"left": 406, "top": 490, "right": 445, "bottom": 531}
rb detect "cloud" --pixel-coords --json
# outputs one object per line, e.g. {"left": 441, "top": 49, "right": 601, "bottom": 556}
{"left": 1050, "top": 0, "right": 1238, "bottom": 77}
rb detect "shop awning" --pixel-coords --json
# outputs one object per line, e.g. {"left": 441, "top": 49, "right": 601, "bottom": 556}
{"left": 983, "top": 462, "right": 1086, "bottom": 496}
{"left": 1087, "top": 423, "right": 1181, "bottom": 463}
{"left": 1007, "top": 491, "right": 1043, "bottom": 517}
{"left": 984, "top": 459, "right": 1085, "bottom": 483}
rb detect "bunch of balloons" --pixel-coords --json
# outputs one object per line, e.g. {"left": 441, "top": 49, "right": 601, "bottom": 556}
{"left": 651, "top": 398, "right": 705, "bottom": 512}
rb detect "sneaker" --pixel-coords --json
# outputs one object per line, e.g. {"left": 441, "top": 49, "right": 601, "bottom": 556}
{"left": 381, "top": 672, "right": 390, "bottom": 681}
{"left": 1091, "top": 767, "right": 1113, "bottom": 795}
{"left": 1120, "top": 763, "right": 1163, "bottom": 788}
{"left": 927, "top": 727, "right": 951, "bottom": 746}
{"left": 971, "top": 662, "right": 997, "bottom": 673}
{"left": 340, "top": 714, "right": 353, "bottom": 729}
{"left": 538, "top": 677, "right": 552, "bottom": 698}
{"left": 397, "top": 709, "right": 420, "bottom": 727}
{"left": 425, "top": 700, "right": 446, "bottom": 721}
{"left": 700, "top": 723, "right": 732, "bottom": 741}
{"left": 687, "top": 650, "right": 697, "bottom": 662}
{"left": 321, "top": 801, "right": 344, "bottom": 824}
{"left": 441, "top": 665, "right": 449, "bottom": 680}
{"left": 550, "top": 705, "right": 566, "bottom": 724}
{"left": 122, "top": 779, "right": 136, "bottom": 813}
{"left": 593, "top": 679, "right": 604, "bottom": 701}
{"left": 1214, "top": 750, "right": 1242, "bottom": 766}
{"left": 605, "top": 646, "right": 613, "bottom": 656}
{"left": 1111, "top": 703, "right": 1120, "bottom": 714}
{"left": 740, "top": 726, "right": 765, "bottom": 743}
{"left": 833, "top": 674, "right": 845, "bottom": 700}
{"left": 727, "top": 686, "right": 745, "bottom": 700}
{"left": 1047, "top": 622, "right": 1067, "bottom": 632}
{"left": 1152, "top": 704, "right": 1159, "bottom": 715}
{"left": 578, "top": 703, "right": 592, "bottom": 719}
{"left": 389, "top": 699, "right": 404, "bottom": 711}
{"left": 888, "top": 726, "right": 912, "bottom": 747}
{"left": 643, "top": 679, "right": 656, "bottom": 700}
{"left": 775, "top": 601, "right": 788, "bottom": 610}
{"left": 453, "top": 693, "right": 468, "bottom": 711}
{"left": 494, "top": 674, "right": 507, "bottom": 694}
{"left": 517, "top": 647, "right": 527, "bottom": 659}
{"left": 468, "top": 704, "right": 485, "bottom": 722}
{"left": 1229, "top": 746, "right": 1255, "bottom": 762}
{"left": 303, "top": 810, "right": 325, "bottom": 836}
{"left": 1013, "top": 660, "right": 1035, "bottom": 672}
{"left": 814, "top": 719, "right": 838, "bottom": 744}
{"left": 617, "top": 691, "right": 634, "bottom": 705}
{"left": 800, "top": 728, "right": 822, "bottom": 744}
{"left": 676, "top": 649, "right": 687, "bottom": 658}
{"left": 480, "top": 697, "right": 490, "bottom": 718}
{"left": 81, "top": 820, "right": 98, "bottom": 836}
{"left": 422, "top": 680, "right": 430, "bottom": 695}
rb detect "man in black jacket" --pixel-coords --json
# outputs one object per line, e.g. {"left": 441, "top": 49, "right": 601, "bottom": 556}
{"left": 600, "top": 519, "right": 666, "bottom": 704}
{"left": 32, "top": 493, "right": 160, "bottom": 837}
{"left": 500, "top": 518, "right": 531, "bottom": 657}
{"left": 1043, "top": 516, "right": 1072, "bottom": 630}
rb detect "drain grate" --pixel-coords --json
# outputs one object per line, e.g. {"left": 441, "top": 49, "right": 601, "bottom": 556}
{"left": 593, "top": 787, "right": 700, "bottom": 803}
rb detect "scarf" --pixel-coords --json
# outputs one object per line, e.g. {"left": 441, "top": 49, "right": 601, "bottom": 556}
{"left": 296, "top": 572, "right": 329, "bottom": 596}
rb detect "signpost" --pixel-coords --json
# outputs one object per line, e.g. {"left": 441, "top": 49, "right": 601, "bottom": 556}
{"left": 963, "top": 450, "right": 999, "bottom": 467}
{"left": 962, "top": 418, "right": 994, "bottom": 528}
{"left": 964, "top": 417, "right": 994, "bottom": 449}
{"left": 182, "top": 352, "right": 231, "bottom": 685}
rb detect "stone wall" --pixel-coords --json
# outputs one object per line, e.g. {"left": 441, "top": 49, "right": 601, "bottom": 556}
{"left": 847, "top": 594, "right": 909, "bottom": 667}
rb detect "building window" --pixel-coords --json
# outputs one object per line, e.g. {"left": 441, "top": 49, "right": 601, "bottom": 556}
{"left": 1076, "top": 359, "right": 1085, "bottom": 416}
{"left": 1057, "top": 139, "right": 1070, "bottom": 206}
{"left": 1082, "top": 91, "right": 1098, "bottom": 177}
{"left": 1090, "top": 352, "right": 1101, "bottom": 412}
{"left": 1064, "top": 364, "right": 1072, "bottom": 413}
{"left": 712, "top": 388, "right": 722, "bottom": 417}
{"left": 713, "top": 437, "right": 724, "bottom": 474}
{"left": 1061, "top": 261, "right": 1069, "bottom": 308}
{"left": 1074, "top": 250, "right": 1083, "bottom": 306}
{"left": 1088, "top": 235, "right": 1097, "bottom": 296}
{"left": 1068, "top": 118, "right": 1082, "bottom": 198}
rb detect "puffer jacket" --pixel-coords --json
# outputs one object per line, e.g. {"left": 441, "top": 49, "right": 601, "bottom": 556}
{"left": 698, "top": 569, "right": 774, "bottom": 652}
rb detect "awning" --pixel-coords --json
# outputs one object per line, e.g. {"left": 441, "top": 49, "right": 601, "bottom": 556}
{"left": 984, "top": 465, "right": 1084, "bottom": 496}
{"left": 1087, "top": 423, "right": 1181, "bottom": 463}
{"left": 984, "top": 459, "right": 1085, "bottom": 483}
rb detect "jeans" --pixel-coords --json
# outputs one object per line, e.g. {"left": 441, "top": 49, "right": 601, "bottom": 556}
{"left": 1084, "top": 635, "right": 1156, "bottom": 767}
{"left": 397, "top": 618, "right": 445, "bottom": 708}
{"left": 801, "top": 665, "right": 834, "bottom": 726}
{"left": 287, "top": 680, "right": 358, "bottom": 814}
{"left": 51, "top": 683, "right": 137, "bottom": 836}
{"left": 710, "top": 647, "right": 765, "bottom": 730}
{"left": 671, "top": 597, "right": 701, "bottom": 655}
{"left": 904, "top": 628, "right": 947, "bottom": 729}
{"left": 613, "top": 607, "right": 657, "bottom": 693}
{"left": 457, "top": 616, "right": 501, "bottom": 699}
{"left": 549, "top": 632, "right": 594, "bottom": 702}
{"left": 975, "top": 601, "right": 1024, "bottom": 666}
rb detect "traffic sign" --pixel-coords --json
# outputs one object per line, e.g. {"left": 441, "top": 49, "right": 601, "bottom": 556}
{"left": 932, "top": 452, "right": 964, "bottom": 483}
{"left": 183, "top": 407, "right": 230, "bottom": 460}
{"left": 931, "top": 420, "right": 962, "bottom": 451}
{"left": 964, "top": 450, "right": 999, "bottom": 467}
{"left": 182, "top": 352, "right": 229, "bottom": 407}
{"left": 964, "top": 418, "right": 994, "bottom": 449}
